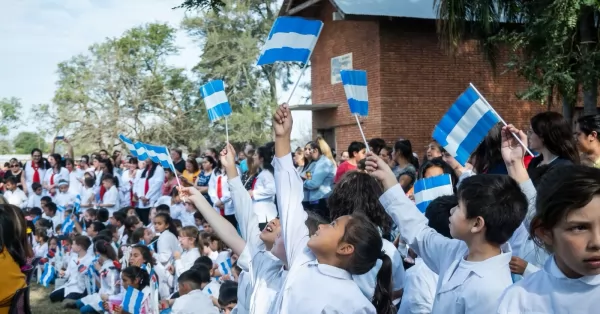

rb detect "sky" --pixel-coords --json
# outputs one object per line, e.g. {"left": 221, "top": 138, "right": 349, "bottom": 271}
{"left": 0, "top": 0, "right": 311, "bottom": 144}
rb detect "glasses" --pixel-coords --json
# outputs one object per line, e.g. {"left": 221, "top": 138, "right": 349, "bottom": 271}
{"left": 10, "top": 164, "right": 19, "bottom": 168}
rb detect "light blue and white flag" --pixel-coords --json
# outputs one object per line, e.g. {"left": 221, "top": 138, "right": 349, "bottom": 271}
{"left": 133, "top": 142, "right": 149, "bottom": 161}
{"left": 432, "top": 86, "right": 500, "bottom": 166}
{"left": 74, "top": 194, "right": 81, "bottom": 214}
{"left": 199, "top": 80, "right": 232, "bottom": 123}
{"left": 40, "top": 263, "right": 55, "bottom": 287}
{"left": 218, "top": 258, "right": 233, "bottom": 276}
{"left": 257, "top": 16, "right": 323, "bottom": 65}
{"left": 142, "top": 144, "right": 175, "bottom": 173}
{"left": 340, "top": 70, "right": 368, "bottom": 116}
{"left": 122, "top": 286, "right": 148, "bottom": 314}
{"left": 61, "top": 218, "right": 75, "bottom": 235}
{"left": 414, "top": 174, "right": 454, "bottom": 213}
{"left": 119, "top": 134, "right": 138, "bottom": 158}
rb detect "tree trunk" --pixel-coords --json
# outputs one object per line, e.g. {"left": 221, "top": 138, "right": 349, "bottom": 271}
{"left": 579, "top": 6, "right": 598, "bottom": 115}
{"left": 562, "top": 94, "right": 574, "bottom": 124}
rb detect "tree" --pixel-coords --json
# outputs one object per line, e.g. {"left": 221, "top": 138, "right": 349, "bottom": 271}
{"left": 0, "top": 97, "right": 22, "bottom": 136}
{"left": 174, "top": 0, "right": 225, "bottom": 11}
{"left": 435, "top": 0, "right": 600, "bottom": 120}
{"left": 34, "top": 23, "right": 207, "bottom": 151}
{"left": 13, "top": 132, "right": 47, "bottom": 154}
{"left": 181, "top": 0, "right": 304, "bottom": 146}
{"left": 0, "top": 140, "right": 12, "bottom": 155}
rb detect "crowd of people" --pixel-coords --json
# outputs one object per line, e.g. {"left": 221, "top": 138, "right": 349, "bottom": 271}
{"left": 0, "top": 106, "right": 599, "bottom": 314}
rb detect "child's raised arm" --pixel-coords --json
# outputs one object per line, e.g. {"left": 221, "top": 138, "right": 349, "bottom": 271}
{"left": 273, "top": 104, "right": 311, "bottom": 268}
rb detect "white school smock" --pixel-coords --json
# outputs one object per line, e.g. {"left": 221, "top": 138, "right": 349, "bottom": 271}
{"left": 271, "top": 154, "right": 375, "bottom": 314}
{"left": 352, "top": 238, "right": 405, "bottom": 301}
{"left": 101, "top": 185, "right": 119, "bottom": 216}
{"left": 379, "top": 183, "right": 531, "bottom": 314}
{"left": 252, "top": 170, "right": 277, "bottom": 223}
{"left": 27, "top": 193, "right": 42, "bottom": 209}
{"left": 120, "top": 169, "right": 137, "bottom": 207}
{"left": 497, "top": 256, "right": 600, "bottom": 314}
{"left": 174, "top": 248, "right": 200, "bottom": 277}
{"left": 34, "top": 242, "right": 48, "bottom": 258}
{"left": 156, "top": 229, "right": 181, "bottom": 265}
{"left": 68, "top": 168, "right": 84, "bottom": 195}
{"left": 79, "top": 259, "right": 120, "bottom": 311}
{"left": 54, "top": 191, "right": 77, "bottom": 208}
{"left": 203, "top": 279, "right": 221, "bottom": 299}
{"left": 398, "top": 257, "right": 438, "bottom": 314}
{"left": 54, "top": 253, "right": 95, "bottom": 296}
{"left": 172, "top": 289, "right": 219, "bottom": 314}
{"left": 250, "top": 251, "right": 285, "bottom": 314}
{"left": 4, "top": 188, "right": 28, "bottom": 209}
{"left": 43, "top": 167, "right": 70, "bottom": 190}
{"left": 136, "top": 166, "right": 165, "bottom": 208}
{"left": 208, "top": 172, "right": 235, "bottom": 215}
{"left": 24, "top": 160, "right": 46, "bottom": 195}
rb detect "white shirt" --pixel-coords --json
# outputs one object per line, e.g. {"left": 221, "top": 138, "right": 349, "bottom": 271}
{"left": 49, "top": 214, "right": 63, "bottom": 233}
{"left": 68, "top": 169, "right": 84, "bottom": 195}
{"left": 172, "top": 289, "right": 218, "bottom": 314}
{"left": 252, "top": 170, "right": 277, "bottom": 223}
{"left": 34, "top": 242, "right": 48, "bottom": 258}
{"left": 379, "top": 183, "right": 532, "bottom": 314}
{"left": 24, "top": 160, "right": 47, "bottom": 195}
{"left": 398, "top": 258, "right": 438, "bottom": 314}
{"left": 120, "top": 169, "right": 137, "bottom": 208}
{"left": 353, "top": 238, "right": 405, "bottom": 301}
{"left": 271, "top": 154, "right": 375, "bottom": 314}
{"left": 136, "top": 165, "right": 165, "bottom": 208}
{"left": 80, "top": 187, "right": 95, "bottom": 208}
{"left": 174, "top": 248, "right": 200, "bottom": 277}
{"left": 27, "top": 193, "right": 43, "bottom": 209}
{"left": 497, "top": 257, "right": 600, "bottom": 314}
{"left": 58, "top": 253, "right": 95, "bottom": 296}
{"left": 208, "top": 172, "right": 235, "bottom": 215}
{"left": 54, "top": 191, "right": 77, "bottom": 208}
{"left": 4, "top": 188, "right": 28, "bottom": 209}
{"left": 101, "top": 185, "right": 119, "bottom": 216}
{"left": 249, "top": 251, "right": 285, "bottom": 314}
{"left": 43, "top": 167, "right": 70, "bottom": 192}
{"left": 156, "top": 229, "right": 181, "bottom": 265}
{"left": 203, "top": 279, "right": 221, "bottom": 299}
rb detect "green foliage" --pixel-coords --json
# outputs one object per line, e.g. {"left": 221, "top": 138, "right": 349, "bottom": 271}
{"left": 14, "top": 132, "right": 46, "bottom": 154}
{"left": 0, "top": 97, "right": 22, "bottom": 136}
{"left": 174, "top": 0, "right": 225, "bottom": 11}
{"left": 0, "top": 140, "right": 12, "bottom": 154}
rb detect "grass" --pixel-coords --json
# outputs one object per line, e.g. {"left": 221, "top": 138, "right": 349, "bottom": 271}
{"left": 30, "top": 282, "right": 78, "bottom": 314}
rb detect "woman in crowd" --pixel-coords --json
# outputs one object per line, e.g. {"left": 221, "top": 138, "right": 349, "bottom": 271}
{"left": 196, "top": 155, "right": 216, "bottom": 205}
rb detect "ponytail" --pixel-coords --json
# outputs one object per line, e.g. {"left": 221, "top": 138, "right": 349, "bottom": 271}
{"left": 372, "top": 252, "right": 394, "bottom": 314}
{"left": 122, "top": 266, "right": 150, "bottom": 290}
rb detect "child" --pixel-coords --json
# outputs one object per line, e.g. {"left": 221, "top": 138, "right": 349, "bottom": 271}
{"left": 76, "top": 240, "right": 120, "bottom": 313}
{"left": 41, "top": 196, "right": 52, "bottom": 219}
{"left": 128, "top": 244, "right": 170, "bottom": 300}
{"left": 173, "top": 226, "right": 201, "bottom": 277}
{"left": 122, "top": 216, "right": 143, "bottom": 246}
{"left": 54, "top": 179, "right": 77, "bottom": 208}
{"left": 27, "top": 182, "right": 44, "bottom": 208}
{"left": 218, "top": 280, "right": 238, "bottom": 314}
{"left": 270, "top": 104, "right": 394, "bottom": 313}
{"left": 497, "top": 165, "right": 600, "bottom": 312}
{"left": 200, "top": 232, "right": 219, "bottom": 261}
{"left": 114, "top": 266, "right": 151, "bottom": 314}
{"left": 365, "top": 138, "right": 530, "bottom": 313}
{"left": 44, "top": 202, "right": 63, "bottom": 233}
{"left": 97, "top": 208, "right": 110, "bottom": 225}
{"left": 194, "top": 211, "right": 205, "bottom": 230}
{"left": 49, "top": 235, "right": 94, "bottom": 304}
{"left": 154, "top": 213, "right": 181, "bottom": 265}
{"left": 110, "top": 211, "right": 126, "bottom": 240}
{"left": 80, "top": 177, "right": 96, "bottom": 209}
{"left": 97, "top": 174, "right": 119, "bottom": 216}
{"left": 4, "top": 176, "right": 28, "bottom": 209}
{"left": 171, "top": 269, "right": 218, "bottom": 313}
{"left": 34, "top": 228, "right": 49, "bottom": 258}
{"left": 87, "top": 222, "right": 106, "bottom": 239}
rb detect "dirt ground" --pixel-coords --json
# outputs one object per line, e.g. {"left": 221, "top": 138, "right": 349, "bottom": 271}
{"left": 30, "top": 282, "right": 78, "bottom": 314}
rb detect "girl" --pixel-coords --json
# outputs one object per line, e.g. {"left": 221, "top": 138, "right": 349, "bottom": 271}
{"left": 50, "top": 236, "right": 94, "bottom": 303}
{"left": 120, "top": 157, "right": 138, "bottom": 207}
{"left": 34, "top": 228, "right": 49, "bottom": 258}
{"left": 122, "top": 216, "right": 143, "bottom": 246}
{"left": 154, "top": 213, "right": 181, "bottom": 265}
{"left": 250, "top": 143, "right": 278, "bottom": 224}
{"left": 497, "top": 165, "right": 600, "bottom": 313}
{"left": 208, "top": 163, "right": 235, "bottom": 226}
{"left": 43, "top": 153, "right": 69, "bottom": 196}
{"left": 135, "top": 161, "right": 165, "bottom": 225}
{"left": 195, "top": 155, "right": 215, "bottom": 205}
{"left": 200, "top": 232, "right": 219, "bottom": 261}
{"left": 129, "top": 244, "right": 170, "bottom": 300}
{"left": 77, "top": 240, "right": 120, "bottom": 313}
{"left": 114, "top": 266, "right": 151, "bottom": 314}
{"left": 173, "top": 226, "right": 201, "bottom": 277}
{"left": 270, "top": 105, "right": 394, "bottom": 314}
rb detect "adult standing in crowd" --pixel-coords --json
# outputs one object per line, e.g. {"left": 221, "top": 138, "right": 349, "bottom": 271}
{"left": 170, "top": 148, "right": 186, "bottom": 174}
{"left": 23, "top": 148, "right": 46, "bottom": 196}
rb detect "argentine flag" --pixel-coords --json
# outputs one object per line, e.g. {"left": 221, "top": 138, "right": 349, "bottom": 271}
{"left": 257, "top": 16, "right": 323, "bottom": 65}
{"left": 122, "top": 286, "right": 149, "bottom": 314}
{"left": 133, "top": 142, "right": 149, "bottom": 161}
{"left": 40, "top": 263, "right": 55, "bottom": 287}
{"left": 200, "top": 80, "right": 232, "bottom": 122}
{"left": 119, "top": 134, "right": 138, "bottom": 158}
{"left": 218, "top": 258, "right": 233, "bottom": 276}
{"left": 432, "top": 86, "right": 500, "bottom": 165}
{"left": 414, "top": 174, "right": 454, "bottom": 213}
{"left": 142, "top": 144, "right": 175, "bottom": 173}
{"left": 340, "top": 70, "right": 368, "bottom": 116}
{"left": 62, "top": 218, "right": 75, "bottom": 235}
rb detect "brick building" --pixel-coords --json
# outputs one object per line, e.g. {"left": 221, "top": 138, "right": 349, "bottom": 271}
{"left": 281, "top": 0, "right": 552, "bottom": 157}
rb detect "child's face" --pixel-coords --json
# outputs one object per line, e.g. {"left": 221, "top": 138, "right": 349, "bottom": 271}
{"left": 195, "top": 218, "right": 202, "bottom": 227}
{"left": 109, "top": 216, "right": 121, "bottom": 227}
{"left": 34, "top": 187, "right": 43, "bottom": 195}
{"left": 88, "top": 225, "right": 97, "bottom": 237}
{"left": 202, "top": 244, "right": 213, "bottom": 256}
{"left": 59, "top": 185, "right": 69, "bottom": 193}
{"left": 121, "top": 274, "right": 134, "bottom": 290}
{"left": 202, "top": 223, "right": 213, "bottom": 234}
{"left": 129, "top": 248, "right": 145, "bottom": 267}
{"left": 49, "top": 240, "right": 58, "bottom": 250}
{"left": 112, "top": 231, "right": 119, "bottom": 242}
{"left": 72, "top": 242, "right": 82, "bottom": 253}
{"left": 153, "top": 217, "right": 167, "bottom": 233}
{"left": 178, "top": 234, "right": 195, "bottom": 249}
{"left": 102, "top": 180, "right": 112, "bottom": 189}
{"left": 259, "top": 218, "right": 280, "bottom": 245}
{"left": 143, "top": 228, "right": 153, "bottom": 244}
{"left": 127, "top": 208, "right": 137, "bottom": 217}
{"left": 307, "top": 215, "right": 351, "bottom": 258}
{"left": 84, "top": 212, "right": 93, "bottom": 221}
{"left": 184, "top": 202, "right": 194, "bottom": 212}
{"left": 220, "top": 303, "right": 236, "bottom": 314}
{"left": 5, "top": 182, "right": 15, "bottom": 191}
{"left": 209, "top": 240, "right": 219, "bottom": 252}
{"left": 149, "top": 208, "right": 157, "bottom": 220}
{"left": 448, "top": 201, "right": 472, "bottom": 241}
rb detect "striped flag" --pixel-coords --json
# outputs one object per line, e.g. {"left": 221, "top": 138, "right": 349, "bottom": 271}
{"left": 432, "top": 86, "right": 500, "bottom": 166}
{"left": 257, "top": 17, "right": 323, "bottom": 65}
{"left": 340, "top": 70, "right": 368, "bottom": 116}
{"left": 39, "top": 263, "right": 55, "bottom": 287}
{"left": 218, "top": 258, "right": 233, "bottom": 276}
{"left": 199, "top": 80, "right": 232, "bottom": 123}
{"left": 122, "top": 286, "right": 149, "bottom": 314}
{"left": 62, "top": 218, "right": 75, "bottom": 235}
{"left": 119, "top": 134, "right": 138, "bottom": 158}
{"left": 414, "top": 174, "right": 454, "bottom": 213}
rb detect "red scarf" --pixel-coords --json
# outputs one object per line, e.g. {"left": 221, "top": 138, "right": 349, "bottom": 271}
{"left": 217, "top": 176, "right": 224, "bottom": 216}
{"left": 100, "top": 185, "right": 106, "bottom": 201}
{"left": 251, "top": 176, "right": 258, "bottom": 190}
{"left": 144, "top": 166, "right": 150, "bottom": 195}
{"left": 31, "top": 161, "right": 40, "bottom": 183}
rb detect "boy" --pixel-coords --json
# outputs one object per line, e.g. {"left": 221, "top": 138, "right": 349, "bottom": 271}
{"left": 334, "top": 141, "right": 367, "bottom": 183}
{"left": 218, "top": 281, "right": 238, "bottom": 314}
{"left": 171, "top": 268, "right": 217, "bottom": 314}
{"left": 27, "top": 182, "right": 44, "bottom": 208}
{"left": 109, "top": 211, "right": 126, "bottom": 239}
{"left": 4, "top": 176, "right": 28, "bottom": 209}
{"left": 54, "top": 179, "right": 77, "bottom": 208}
{"left": 369, "top": 152, "right": 529, "bottom": 314}
{"left": 40, "top": 196, "right": 52, "bottom": 219}
{"left": 97, "top": 174, "right": 118, "bottom": 216}
{"left": 44, "top": 202, "right": 63, "bottom": 233}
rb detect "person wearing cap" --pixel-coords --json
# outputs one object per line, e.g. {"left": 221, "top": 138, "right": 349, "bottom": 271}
{"left": 54, "top": 179, "right": 77, "bottom": 208}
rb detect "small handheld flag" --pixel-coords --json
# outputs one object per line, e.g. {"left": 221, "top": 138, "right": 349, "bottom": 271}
{"left": 218, "top": 258, "right": 233, "bottom": 276}
{"left": 200, "top": 80, "right": 232, "bottom": 143}
{"left": 413, "top": 174, "right": 454, "bottom": 213}
{"left": 432, "top": 86, "right": 501, "bottom": 166}
{"left": 122, "top": 286, "right": 148, "bottom": 314}
{"left": 74, "top": 194, "right": 81, "bottom": 214}
{"left": 61, "top": 218, "right": 75, "bottom": 235}
{"left": 39, "top": 263, "right": 55, "bottom": 287}
{"left": 340, "top": 69, "right": 370, "bottom": 152}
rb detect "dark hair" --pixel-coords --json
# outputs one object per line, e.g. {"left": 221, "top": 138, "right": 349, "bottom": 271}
{"left": 418, "top": 158, "right": 458, "bottom": 193}
{"left": 305, "top": 141, "right": 321, "bottom": 156}
{"left": 425, "top": 195, "right": 457, "bottom": 239}
{"left": 131, "top": 244, "right": 156, "bottom": 265}
{"left": 41, "top": 196, "right": 52, "bottom": 204}
{"left": 532, "top": 165, "right": 600, "bottom": 252}
{"left": 35, "top": 228, "right": 49, "bottom": 242}
{"left": 29, "top": 207, "right": 42, "bottom": 217}
{"left": 95, "top": 239, "right": 118, "bottom": 261}
{"left": 49, "top": 153, "right": 63, "bottom": 170}
{"left": 178, "top": 269, "right": 209, "bottom": 290}
{"left": 112, "top": 211, "right": 126, "bottom": 225}
{"left": 141, "top": 161, "right": 158, "bottom": 180}
{"left": 124, "top": 216, "right": 141, "bottom": 239}
{"left": 156, "top": 204, "right": 170, "bottom": 214}
{"left": 84, "top": 177, "right": 95, "bottom": 188}
{"left": 97, "top": 208, "right": 109, "bottom": 223}
{"left": 368, "top": 138, "right": 386, "bottom": 155}
{"left": 31, "top": 182, "right": 42, "bottom": 191}
{"left": 46, "top": 202, "right": 57, "bottom": 214}
{"left": 328, "top": 171, "right": 393, "bottom": 239}
{"left": 74, "top": 235, "right": 92, "bottom": 250}
{"left": 64, "top": 158, "right": 74, "bottom": 167}
{"left": 208, "top": 233, "right": 225, "bottom": 251}
{"left": 172, "top": 219, "right": 182, "bottom": 229}
{"left": 218, "top": 280, "right": 238, "bottom": 307}
{"left": 128, "top": 156, "right": 138, "bottom": 165}
{"left": 347, "top": 141, "right": 366, "bottom": 158}
{"left": 457, "top": 175, "right": 528, "bottom": 245}
{"left": 577, "top": 114, "right": 600, "bottom": 137}
{"left": 471, "top": 123, "right": 503, "bottom": 174}
{"left": 203, "top": 155, "right": 218, "bottom": 171}
{"left": 97, "top": 229, "right": 114, "bottom": 241}
{"left": 90, "top": 221, "right": 106, "bottom": 234}
{"left": 340, "top": 213, "right": 394, "bottom": 313}
{"left": 257, "top": 142, "right": 275, "bottom": 174}
{"left": 5, "top": 176, "right": 17, "bottom": 186}
{"left": 193, "top": 256, "right": 214, "bottom": 270}
{"left": 122, "top": 266, "right": 150, "bottom": 289}
{"left": 530, "top": 111, "right": 580, "bottom": 164}
{"left": 80, "top": 155, "right": 90, "bottom": 165}
{"left": 101, "top": 173, "right": 116, "bottom": 185}
{"left": 154, "top": 213, "right": 179, "bottom": 236}
{"left": 130, "top": 227, "right": 145, "bottom": 245}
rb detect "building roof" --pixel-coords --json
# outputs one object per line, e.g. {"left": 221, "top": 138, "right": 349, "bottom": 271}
{"left": 280, "top": 0, "right": 436, "bottom": 19}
